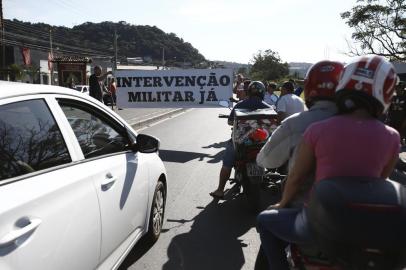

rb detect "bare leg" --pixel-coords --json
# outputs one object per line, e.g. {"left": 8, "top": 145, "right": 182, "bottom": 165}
{"left": 210, "top": 166, "right": 232, "bottom": 197}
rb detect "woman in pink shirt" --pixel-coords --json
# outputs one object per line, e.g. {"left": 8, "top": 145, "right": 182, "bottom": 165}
{"left": 257, "top": 55, "right": 400, "bottom": 270}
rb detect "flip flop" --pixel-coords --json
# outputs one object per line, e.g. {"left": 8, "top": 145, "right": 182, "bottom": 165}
{"left": 209, "top": 191, "right": 224, "bottom": 200}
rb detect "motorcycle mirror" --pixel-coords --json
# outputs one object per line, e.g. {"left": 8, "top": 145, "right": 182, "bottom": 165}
{"left": 219, "top": 100, "right": 230, "bottom": 108}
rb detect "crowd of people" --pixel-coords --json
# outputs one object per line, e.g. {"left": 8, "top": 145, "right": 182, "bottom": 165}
{"left": 84, "top": 57, "right": 406, "bottom": 268}
{"left": 212, "top": 55, "right": 405, "bottom": 269}
{"left": 229, "top": 64, "right": 405, "bottom": 144}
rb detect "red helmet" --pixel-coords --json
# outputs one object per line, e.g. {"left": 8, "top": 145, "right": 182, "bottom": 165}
{"left": 249, "top": 128, "right": 269, "bottom": 142}
{"left": 304, "top": 60, "right": 344, "bottom": 101}
{"left": 336, "top": 55, "right": 397, "bottom": 112}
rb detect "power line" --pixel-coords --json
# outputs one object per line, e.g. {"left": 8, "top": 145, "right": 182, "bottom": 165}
{"left": 5, "top": 21, "right": 67, "bottom": 40}
{"left": 4, "top": 20, "right": 114, "bottom": 56}
{"left": 59, "top": 0, "right": 88, "bottom": 18}
{"left": 5, "top": 20, "right": 110, "bottom": 50}
{"left": 48, "top": 0, "right": 87, "bottom": 18}
{"left": 2, "top": 18, "right": 121, "bottom": 60}
{"left": 4, "top": 30, "right": 112, "bottom": 56}
{"left": 3, "top": 38, "right": 111, "bottom": 58}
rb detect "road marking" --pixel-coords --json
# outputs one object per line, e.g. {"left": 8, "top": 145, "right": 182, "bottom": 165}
{"left": 128, "top": 109, "right": 174, "bottom": 122}
{"left": 135, "top": 109, "right": 193, "bottom": 132}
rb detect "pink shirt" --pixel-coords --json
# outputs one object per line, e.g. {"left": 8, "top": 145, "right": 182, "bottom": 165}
{"left": 303, "top": 115, "right": 400, "bottom": 182}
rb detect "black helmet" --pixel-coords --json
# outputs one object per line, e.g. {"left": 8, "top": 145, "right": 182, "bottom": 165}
{"left": 247, "top": 81, "right": 265, "bottom": 98}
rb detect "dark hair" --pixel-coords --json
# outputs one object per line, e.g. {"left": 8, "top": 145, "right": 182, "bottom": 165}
{"left": 335, "top": 90, "right": 383, "bottom": 118}
{"left": 305, "top": 96, "right": 334, "bottom": 109}
{"left": 267, "top": 82, "right": 277, "bottom": 90}
{"left": 281, "top": 81, "right": 295, "bottom": 92}
{"left": 243, "top": 80, "right": 252, "bottom": 91}
{"left": 247, "top": 81, "right": 265, "bottom": 99}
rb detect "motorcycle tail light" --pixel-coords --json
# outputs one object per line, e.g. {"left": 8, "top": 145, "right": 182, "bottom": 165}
{"left": 249, "top": 128, "right": 269, "bottom": 142}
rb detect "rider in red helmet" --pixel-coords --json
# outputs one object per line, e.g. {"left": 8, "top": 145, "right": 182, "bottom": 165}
{"left": 257, "top": 60, "right": 344, "bottom": 181}
{"left": 256, "top": 56, "right": 400, "bottom": 270}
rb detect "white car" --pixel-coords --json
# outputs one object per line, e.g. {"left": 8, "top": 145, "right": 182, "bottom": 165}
{"left": 0, "top": 81, "right": 167, "bottom": 270}
{"left": 74, "top": 84, "right": 90, "bottom": 95}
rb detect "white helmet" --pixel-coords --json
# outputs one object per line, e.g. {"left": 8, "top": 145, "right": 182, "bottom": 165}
{"left": 336, "top": 55, "right": 397, "bottom": 112}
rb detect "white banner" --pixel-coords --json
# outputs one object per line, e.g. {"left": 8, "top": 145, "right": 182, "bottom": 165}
{"left": 114, "top": 69, "right": 233, "bottom": 108}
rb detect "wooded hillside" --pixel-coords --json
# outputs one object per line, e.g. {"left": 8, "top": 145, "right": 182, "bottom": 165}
{"left": 4, "top": 19, "right": 206, "bottom": 65}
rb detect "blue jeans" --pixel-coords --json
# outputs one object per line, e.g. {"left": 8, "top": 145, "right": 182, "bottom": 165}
{"left": 222, "top": 139, "right": 235, "bottom": 168}
{"left": 256, "top": 208, "right": 313, "bottom": 270}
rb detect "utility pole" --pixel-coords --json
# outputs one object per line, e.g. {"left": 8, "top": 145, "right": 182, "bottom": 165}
{"left": 0, "top": 0, "right": 5, "bottom": 74}
{"left": 49, "top": 27, "right": 53, "bottom": 85}
{"left": 162, "top": 47, "right": 165, "bottom": 68}
{"left": 114, "top": 29, "right": 118, "bottom": 70}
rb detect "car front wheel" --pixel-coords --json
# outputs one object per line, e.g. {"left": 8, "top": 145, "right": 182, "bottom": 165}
{"left": 146, "top": 180, "right": 166, "bottom": 243}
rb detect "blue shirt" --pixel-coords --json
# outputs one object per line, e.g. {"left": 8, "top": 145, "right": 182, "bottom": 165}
{"left": 294, "top": 86, "right": 303, "bottom": 96}
{"left": 228, "top": 97, "right": 272, "bottom": 124}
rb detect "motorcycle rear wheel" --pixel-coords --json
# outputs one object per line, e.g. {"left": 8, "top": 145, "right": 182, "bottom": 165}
{"left": 242, "top": 177, "right": 262, "bottom": 212}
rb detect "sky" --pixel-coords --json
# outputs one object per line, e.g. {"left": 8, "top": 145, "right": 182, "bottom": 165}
{"left": 4, "top": 0, "right": 359, "bottom": 64}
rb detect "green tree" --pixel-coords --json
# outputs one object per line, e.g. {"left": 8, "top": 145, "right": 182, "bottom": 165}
{"left": 237, "top": 67, "right": 248, "bottom": 77}
{"left": 341, "top": 0, "right": 406, "bottom": 61}
{"left": 9, "top": 64, "right": 24, "bottom": 81}
{"left": 25, "top": 65, "right": 40, "bottom": 83}
{"left": 249, "top": 50, "right": 289, "bottom": 81}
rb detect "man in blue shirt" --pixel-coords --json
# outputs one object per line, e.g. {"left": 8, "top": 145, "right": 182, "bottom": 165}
{"left": 264, "top": 82, "right": 279, "bottom": 107}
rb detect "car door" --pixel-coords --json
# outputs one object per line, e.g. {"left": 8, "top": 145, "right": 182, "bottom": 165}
{"left": 56, "top": 98, "right": 150, "bottom": 262}
{"left": 0, "top": 97, "right": 101, "bottom": 270}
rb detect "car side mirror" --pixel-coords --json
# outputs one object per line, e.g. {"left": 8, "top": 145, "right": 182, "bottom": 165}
{"left": 131, "top": 134, "right": 160, "bottom": 153}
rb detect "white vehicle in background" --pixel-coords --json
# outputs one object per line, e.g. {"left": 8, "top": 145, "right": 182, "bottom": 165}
{"left": 0, "top": 81, "right": 167, "bottom": 270}
{"left": 74, "top": 84, "right": 90, "bottom": 95}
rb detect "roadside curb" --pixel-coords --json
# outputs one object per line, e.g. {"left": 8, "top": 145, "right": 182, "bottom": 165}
{"left": 129, "top": 108, "right": 188, "bottom": 130}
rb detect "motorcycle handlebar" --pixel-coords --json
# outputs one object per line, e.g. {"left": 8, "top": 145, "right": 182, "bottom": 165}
{"left": 218, "top": 114, "right": 229, "bottom": 119}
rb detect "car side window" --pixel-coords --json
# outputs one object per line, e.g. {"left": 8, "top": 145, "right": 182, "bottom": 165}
{"left": 58, "top": 99, "right": 130, "bottom": 159}
{"left": 0, "top": 99, "right": 72, "bottom": 181}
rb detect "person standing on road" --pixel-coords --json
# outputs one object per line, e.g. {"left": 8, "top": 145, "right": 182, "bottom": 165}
{"left": 89, "top": 65, "right": 112, "bottom": 102}
{"left": 109, "top": 78, "right": 117, "bottom": 110}
{"left": 232, "top": 74, "right": 248, "bottom": 102}
{"left": 276, "top": 81, "right": 306, "bottom": 122}
{"left": 263, "top": 82, "right": 279, "bottom": 107}
{"left": 68, "top": 77, "right": 76, "bottom": 90}
{"left": 233, "top": 74, "right": 245, "bottom": 94}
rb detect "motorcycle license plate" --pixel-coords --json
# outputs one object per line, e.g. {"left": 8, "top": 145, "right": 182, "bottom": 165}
{"left": 247, "top": 163, "right": 264, "bottom": 177}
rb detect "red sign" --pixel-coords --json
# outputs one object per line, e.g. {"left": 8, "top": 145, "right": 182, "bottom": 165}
{"left": 48, "top": 52, "right": 53, "bottom": 70}
{"left": 21, "top": 47, "right": 31, "bottom": 66}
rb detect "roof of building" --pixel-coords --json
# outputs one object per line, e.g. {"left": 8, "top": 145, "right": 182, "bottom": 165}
{"left": 51, "top": 56, "right": 92, "bottom": 63}
{"left": 117, "top": 65, "right": 160, "bottom": 70}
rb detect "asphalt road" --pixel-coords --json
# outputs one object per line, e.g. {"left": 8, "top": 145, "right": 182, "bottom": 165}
{"left": 118, "top": 108, "right": 279, "bottom": 270}
{"left": 114, "top": 108, "right": 182, "bottom": 128}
